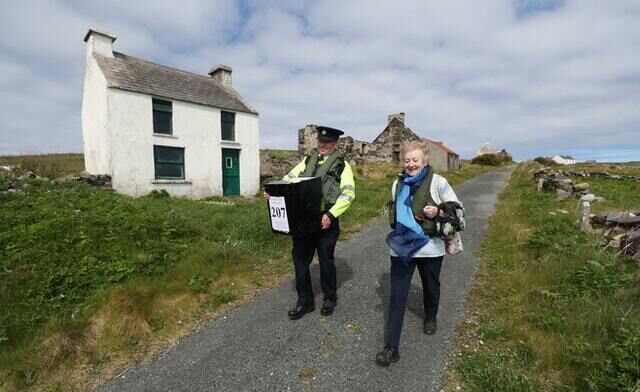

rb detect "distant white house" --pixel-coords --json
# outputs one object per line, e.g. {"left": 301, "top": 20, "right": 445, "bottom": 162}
{"left": 81, "top": 28, "right": 260, "bottom": 198}
{"left": 551, "top": 155, "right": 576, "bottom": 165}
{"left": 475, "top": 143, "right": 497, "bottom": 157}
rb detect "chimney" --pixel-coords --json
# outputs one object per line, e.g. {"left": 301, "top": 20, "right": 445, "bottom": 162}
{"left": 388, "top": 112, "right": 405, "bottom": 125}
{"left": 83, "top": 28, "right": 116, "bottom": 58}
{"left": 209, "top": 65, "right": 233, "bottom": 87}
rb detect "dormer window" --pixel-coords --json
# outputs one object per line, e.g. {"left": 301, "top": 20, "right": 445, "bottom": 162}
{"left": 153, "top": 99, "right": 172, "bottom": 135}
{"left": 221, "top": 111, "right": 235, "bottom": 141}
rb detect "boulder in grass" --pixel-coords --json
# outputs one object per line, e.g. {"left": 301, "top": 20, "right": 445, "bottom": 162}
{"left": 556, "top": 189, "right": 571, "bottom": 199}
{"left": 580, "top": 194, "right": 596, "bottom": 202}
{"left": 600, "top": 211, "right": 639, "bottom": 226}
{"left": 621, "top": 230, "right": 640, "bottom": 260}
{"left": 18, "top": 171, "right": 39, "bottom": 181}
{"left": 573, "top": 182, "right": 590, "bottom": 192}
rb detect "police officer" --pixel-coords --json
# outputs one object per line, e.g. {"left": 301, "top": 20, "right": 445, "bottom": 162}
{"left": 264, "top": 126, "right": 355, "bottom": 320}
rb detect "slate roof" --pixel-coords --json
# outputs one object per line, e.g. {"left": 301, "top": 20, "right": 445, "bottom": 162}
{"left": 94, "top": 52, "right": 258, "bottom": 114}
{"left": 561, "top": 155, "right": 575, "bottom": 160}
{"left": 426, "top": 139, "right": 458, "bottom": 156}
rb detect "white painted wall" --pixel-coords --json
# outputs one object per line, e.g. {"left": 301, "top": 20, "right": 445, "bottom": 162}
{"left": 81, "top": 47, "right": 111, "bottom": 174}
{"left": 106, "top": 89, "right": 259, "bottom": 198}
{"left": 551, "top": 155, "right": 575, "bottom": 165}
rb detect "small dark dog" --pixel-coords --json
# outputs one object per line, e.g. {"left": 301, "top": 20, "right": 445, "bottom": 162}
{"left": 434, "top": 201, "right": 465, "bottom": 237}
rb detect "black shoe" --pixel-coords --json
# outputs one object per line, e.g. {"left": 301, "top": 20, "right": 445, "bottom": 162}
{"left": 288, "top": 304, "right": 315, "bottom": 320}
{"left": 424, "top": 318, "right": 437, "bottom": 335}
{"left": 320, "top": 299, "right": 336, "bottom": 316}
{"left": 375, "top": 346, "right": 400, "bottom": 367}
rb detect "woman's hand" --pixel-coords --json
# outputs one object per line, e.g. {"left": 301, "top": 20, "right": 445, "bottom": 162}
{"left": 423, "top": 205, "right": 439, "bottom": 219}
{"left": 263, "top": 191, "right": 270, "bottom": 200}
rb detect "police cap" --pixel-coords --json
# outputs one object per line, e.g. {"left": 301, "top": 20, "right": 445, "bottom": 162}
{"left": 316, "top": 126, "right": 344, "bottom": 142}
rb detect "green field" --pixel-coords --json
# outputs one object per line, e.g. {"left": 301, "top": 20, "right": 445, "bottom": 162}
{"left": 445, "top": 162, "right": 640, "bottom": 391}
{"left": 0, "top": 153, "right": 497, "bottom": 391}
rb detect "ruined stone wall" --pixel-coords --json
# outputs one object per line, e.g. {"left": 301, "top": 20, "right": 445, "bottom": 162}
{"left": 298, "top": 125, "right": 318, "bottom": 155}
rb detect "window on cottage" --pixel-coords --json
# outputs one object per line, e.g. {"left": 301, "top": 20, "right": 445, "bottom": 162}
{"left": 221, "top": 111, "right": 235, "bottom": 141}
{"left": 153, "top": 99, "right": 173, "bottom": 134}
{"left": 154, "top": 145, "right": 184, "bottom": 179}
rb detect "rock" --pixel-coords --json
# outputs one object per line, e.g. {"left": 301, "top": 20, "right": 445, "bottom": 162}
{"left": 79, "top": 171, "right": 93, "bottom": 179}
{"left": 621, "top": 230, "right": 640, "bottom": 256}
{"left": 556, "top": 209, "right": 569, "bottom": 214}
{"left": 0, "top": 165, "right": 14, "bottom": 176}
{"left": 580, "top": 194, "right": 596, "bottom": 202}
{"left": 591, "top": 214, "right": 607, "bottom": 226}
{"left": 556, "top": 189, "right": 571, "bottom": 199}
{"left": 609, "top": 233, "right": 627, "bottom": 248}
{"left": 607, "top": 214, "right": 640, "bottom": 226}
{"left": 573, "top": 182, "right": 590, "bottom": 192}
{"left": 18, "top": 171, "right": 38, "bottom": 181}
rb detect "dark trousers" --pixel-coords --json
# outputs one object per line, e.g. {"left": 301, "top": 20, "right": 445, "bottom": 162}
{"left": 386, "top": 255, "right": 444, "bottom": 351}
{"left": 292, "top": 220, "right": 340, "bottom": 306}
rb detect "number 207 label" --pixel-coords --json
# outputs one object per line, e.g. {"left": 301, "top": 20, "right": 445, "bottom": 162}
{"left": 268, "top": 196, "right": 290, "bottom": 233}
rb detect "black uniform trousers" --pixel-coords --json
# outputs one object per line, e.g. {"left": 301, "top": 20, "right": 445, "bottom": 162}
{"left": 386, "top": 255, "right": 444, "bottom": 351}
{"left": 292, "top": 219, "right": 340, "bottom": 307}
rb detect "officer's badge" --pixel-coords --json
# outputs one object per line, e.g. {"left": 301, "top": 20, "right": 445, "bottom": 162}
{"left": 321, "top": 130, "right": 327, "bottom": 135}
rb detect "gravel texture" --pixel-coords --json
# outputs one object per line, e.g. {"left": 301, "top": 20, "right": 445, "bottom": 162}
{"left": 98, "top": 167, "right": 512, "bottom": 392}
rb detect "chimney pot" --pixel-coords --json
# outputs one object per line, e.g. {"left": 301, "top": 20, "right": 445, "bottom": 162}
{"left": 388, "top": 112, "right": 406, "bottom": 125}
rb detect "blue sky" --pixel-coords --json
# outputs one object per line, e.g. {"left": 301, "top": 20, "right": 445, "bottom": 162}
{"left": 0, "top": 0, "right": 639, "bottom": 161}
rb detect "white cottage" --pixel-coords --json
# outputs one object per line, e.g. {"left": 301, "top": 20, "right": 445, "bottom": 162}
{"left": 81, "top": 28, "right": 259, "bottom": 198}
{"left": 551, "top": 155, "right": 576, "bottom": 165}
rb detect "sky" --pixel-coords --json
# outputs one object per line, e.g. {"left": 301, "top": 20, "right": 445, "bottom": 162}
{"left": 0, "top": 0, "right": 639, "bottom": 162}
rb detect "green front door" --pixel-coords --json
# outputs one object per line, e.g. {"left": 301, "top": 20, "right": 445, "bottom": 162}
{"left": 222, "top": 148, "right": 240, "bottom": 196}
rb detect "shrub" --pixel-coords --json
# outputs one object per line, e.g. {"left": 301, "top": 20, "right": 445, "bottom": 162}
{"left": 145, "top": 189, "right": 170, "bottom": 199}
{"left": 471, "top": 151, "right": 513, "bottom": 166}
{"left": 534, "top": 156, "right": 556, "bottom": 166}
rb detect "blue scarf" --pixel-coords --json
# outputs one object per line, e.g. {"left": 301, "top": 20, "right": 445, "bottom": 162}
{"left": 386, "top": 166, "right": 430, "bottom": 264}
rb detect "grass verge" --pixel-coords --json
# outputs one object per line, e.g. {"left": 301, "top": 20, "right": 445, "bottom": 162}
{"left": 444, "top": 162, "right": 640, "bottom": 391}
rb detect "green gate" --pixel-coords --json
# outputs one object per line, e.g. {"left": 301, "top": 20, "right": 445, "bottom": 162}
{"left": 222, "top": 148, "right": 240, "bottom": 196}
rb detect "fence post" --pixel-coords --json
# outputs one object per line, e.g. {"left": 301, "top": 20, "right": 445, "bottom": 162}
{"left": 580, "top": 201, "right": 591, "bottom": 232}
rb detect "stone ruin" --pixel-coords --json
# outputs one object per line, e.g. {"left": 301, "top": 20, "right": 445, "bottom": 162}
{"left": 298, "top": 113, "right": 422, "bottom": 163}
{"left": 475, "top": 143, "right": 498, "bottom": 157}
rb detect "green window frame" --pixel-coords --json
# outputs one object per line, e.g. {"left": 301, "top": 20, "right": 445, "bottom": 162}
{"left": 154, "top": 145, "right": 184, "bottom": 180}
{"left": 153, "top": 99, "right": 173, "bottom": 135}
{"left": 221, "top": 111, "right": 235, "bottom": 141}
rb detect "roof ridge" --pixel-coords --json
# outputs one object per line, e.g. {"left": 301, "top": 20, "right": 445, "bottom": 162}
{"left": 113, "top": 51, "right": 222, "bottom": 85}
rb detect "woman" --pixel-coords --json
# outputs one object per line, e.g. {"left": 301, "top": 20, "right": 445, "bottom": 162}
{"left": 375, "top": 140, "right": 464, "bottom": 367}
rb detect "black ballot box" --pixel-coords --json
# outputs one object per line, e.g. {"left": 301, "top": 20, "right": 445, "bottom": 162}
{"left": 264, "top": 177, "right": 322, "bottom": 236}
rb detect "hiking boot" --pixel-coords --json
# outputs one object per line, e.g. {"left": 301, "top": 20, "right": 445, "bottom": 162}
{"left": 424, "top": 318, "right": 437, "bottom": 335}
{"left": 375, "top": 346, "right": 400, "bottom": 367}
{"left": 320, "top": 299, "right": 336, "bottom": 316}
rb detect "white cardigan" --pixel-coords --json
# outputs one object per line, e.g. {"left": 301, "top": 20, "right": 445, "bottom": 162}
{"left": 389, "top": 174, "right": 463, "bottom": 258}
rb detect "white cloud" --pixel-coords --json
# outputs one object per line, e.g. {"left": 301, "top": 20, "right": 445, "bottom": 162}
{"left": 0, "top": 0, "right": 638, "bottom": 161}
